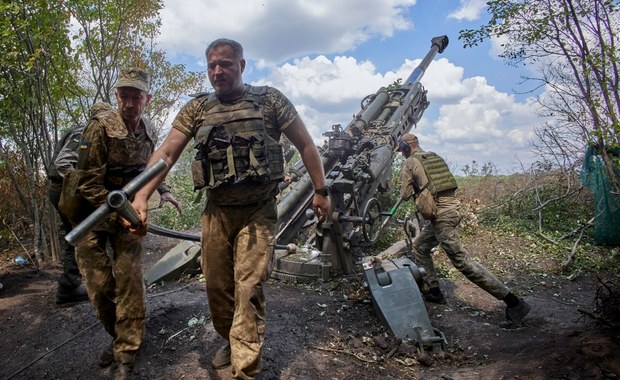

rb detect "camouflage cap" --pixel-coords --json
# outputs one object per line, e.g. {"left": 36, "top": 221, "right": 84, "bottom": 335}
{"left": 114, "top": 67, "right": 150, "bottom": 92}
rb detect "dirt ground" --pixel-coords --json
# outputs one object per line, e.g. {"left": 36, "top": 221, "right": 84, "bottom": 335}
{"left": 1, "top": 228, "right": 619, "bottom": 380}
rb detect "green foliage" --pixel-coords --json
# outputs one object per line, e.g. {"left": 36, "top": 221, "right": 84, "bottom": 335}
{"left": 459, "top": 0, "right": 620, "bottom": 193}
{"left": 460, "top": 160, "right": 497, "bottom": 177}
{"left": 149, "top": 171, "right": 203, "bottom": 231}
{"left": 0, "top": 0, "right": 81, "bottom": 244}
{"left": 69, "top": 0, "right": 206, "bottom": 133}
{"left": 149, "top": 146, "right": 202, "bottom": 231}
{"left": 478, "top": 180, "right": 594, "bottom": 241}
{"left": 433, "top": 260, "right": 458, "bottom": 280}
{"left": 372, "top": 219, "right": 403, "bottom": 253}
{"left": 380, "top": 159, "right": 619, "bottom": 278}
{"left": 0, "top": 0, "right": 207, "bottom": 257}
{"left": 470, "top": 171, "right": 620, "bottom": 276}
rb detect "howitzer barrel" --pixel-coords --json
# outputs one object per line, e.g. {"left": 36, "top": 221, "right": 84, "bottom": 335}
{"left": 65, "top": 159, "right": 169, "bottom": 246}
{"left": 405, "top": 35, "right": 449, "bottom": 85}
{"left": 386, "top": 35, "right": 449, "bottom": 140}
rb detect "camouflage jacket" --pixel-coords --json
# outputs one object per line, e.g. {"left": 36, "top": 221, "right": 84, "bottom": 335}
{"left": 75, "top": 106, "right": 168, "bottom": 208}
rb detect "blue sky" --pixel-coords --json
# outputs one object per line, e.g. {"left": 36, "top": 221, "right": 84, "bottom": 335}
{"left": 157, "top": 0, "right": 542, "bottom": 173}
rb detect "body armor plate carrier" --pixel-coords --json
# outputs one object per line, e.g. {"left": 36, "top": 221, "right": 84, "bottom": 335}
{"left": 192, "top": 86, "right": 285, "bottom": 190}
{"left": 413, "top": 151, "right": 458, "bottom": 196}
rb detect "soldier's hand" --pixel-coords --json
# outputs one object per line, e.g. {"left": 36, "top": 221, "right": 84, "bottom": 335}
{"left": 312, "top": 194, "right": 331, "bottom": 222}
{"left": 121, "top": 199, "right": 149, "bottom": 236}
{"left": 130, "top": 222, "right": 148, "bottom": 236}
{"left": 118, "top": 214, "right": 147, "bottom": 236}
{"left": 159, "top": 192, "right": 183, "bottom": 215}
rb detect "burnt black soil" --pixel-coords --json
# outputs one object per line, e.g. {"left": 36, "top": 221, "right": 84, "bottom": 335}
{"left": 1, "top": 231, "right": 619, "bottom": 380}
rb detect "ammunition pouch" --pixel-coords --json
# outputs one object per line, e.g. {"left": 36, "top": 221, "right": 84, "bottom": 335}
{"left": 415, "top": 187, "right": 437, "bottom": 220}
{"left": 58, "top": 170, "right": 95, "bottom": 226}
{"left": 191, "top": 124, "right": 215, "bottom": 190}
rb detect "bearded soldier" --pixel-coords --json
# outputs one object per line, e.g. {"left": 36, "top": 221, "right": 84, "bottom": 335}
{"left": 129, "top": 39, "right": 330, "bottom": 379}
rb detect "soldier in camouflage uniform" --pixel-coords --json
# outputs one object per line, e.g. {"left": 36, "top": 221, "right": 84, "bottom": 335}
{"left": 51, "top": 103, "right": 117, "bottom": 305}
{"left": 399, "top": 133, "right": 531, "bottom": 329}
{"left": 48, "top": 124, "right": 88, "bottom": 305}
{"left": 71, "top": 68, "right": 182, "bottom": 379}
{"left": 128, "top": 38, "right": 331, "bottom": 380}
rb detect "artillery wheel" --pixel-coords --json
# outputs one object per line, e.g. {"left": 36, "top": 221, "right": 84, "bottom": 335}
{"left": 362, "top": 198, "right": 382, "bottom": 243}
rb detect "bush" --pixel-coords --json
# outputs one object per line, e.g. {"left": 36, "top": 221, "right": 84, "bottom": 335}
{"left": 149, "top": 164, "right": 203, "bottom": 231}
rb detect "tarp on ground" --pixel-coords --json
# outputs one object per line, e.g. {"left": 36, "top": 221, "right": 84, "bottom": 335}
{"left": 579, "top": 145, "right": 620, "bottom": 245}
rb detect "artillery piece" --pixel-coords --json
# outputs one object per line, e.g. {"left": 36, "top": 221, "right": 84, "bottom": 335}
{"left": 272, "top": 35, "right": 449, "bottom": 283}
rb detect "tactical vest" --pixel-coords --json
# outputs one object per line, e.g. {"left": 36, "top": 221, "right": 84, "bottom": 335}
{"left": 413, "top": 151, "right": 458, "bottom": 196}
{"left": 91, "top": 108, "right": 156, "bottom": 189}
{"left": 192, "top": 86, "right": 285, "bottom": 190}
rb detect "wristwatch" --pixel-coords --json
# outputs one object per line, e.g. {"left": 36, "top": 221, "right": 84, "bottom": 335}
{"left": 314, "top": 186, "right": 330, "bottom": 196}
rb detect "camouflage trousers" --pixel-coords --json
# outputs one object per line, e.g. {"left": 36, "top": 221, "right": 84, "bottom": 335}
{"left": 201, "top": 199, "right": 276, "bottom": 380}
{"left": 412, "top": 209, "right": 510, "bottom": 300}
{"left": 75, "top": 223, "right": 146, "bottom": 365}
{"left": 48, "top": 185, "right": 82, "bottom": 288}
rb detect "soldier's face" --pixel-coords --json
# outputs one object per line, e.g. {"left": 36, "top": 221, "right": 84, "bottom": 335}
{"left": 115, "top": 87, "right": 151, "bottom": 123}
{"left": 207, "top": 44, "right": 245, "bottom": 100}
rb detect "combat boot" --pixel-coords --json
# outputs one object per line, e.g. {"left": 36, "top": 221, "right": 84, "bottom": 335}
{"left": 499, "top": 297, "right": 531, "bottom": 328}
{"left": 55, "top": 284, "right": 89, "bottom": 305}
{"left": 99, "top": 344, "right": 114, "bottom": 368}
{"left": 212, "top": 343, "right": 231, "bottom": 369}
{"left": 423, "top": 287, "right": 446, "bottom": 304}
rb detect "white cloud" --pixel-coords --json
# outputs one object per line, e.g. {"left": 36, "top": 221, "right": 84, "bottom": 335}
{"left": 425, "top": 76, "right": 540, "bottom": 172}
{"left": 254, "top": 54, "right": 393, "bottom": 145}
{"left": 157, "top": 0, "right": 542, "bottom": 173}
{"left": 255, "top": 53, "right": 539, "bottom": 173}
{"left": 448, "top": 0, "right": 487, "bottom": 21}
{"left": 159, "top": 0, "right": 417, "bottom": 65}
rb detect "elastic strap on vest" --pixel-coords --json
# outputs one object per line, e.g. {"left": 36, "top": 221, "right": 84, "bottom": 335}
{"left": 226, "top": 145, "right": 236, "bottom": 180}
{"left": 208, "top": 161, "right": 215, "bottom": 188}
{"left": 250, "top": 147, "right": 270, "bottom": 176}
